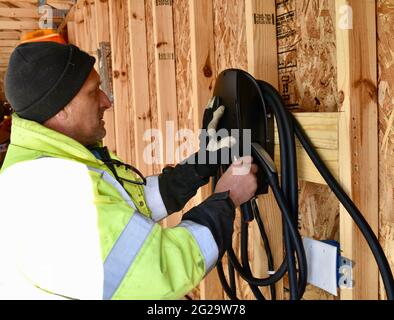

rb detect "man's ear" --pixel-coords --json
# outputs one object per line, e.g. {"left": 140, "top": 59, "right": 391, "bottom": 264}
{"left": 43, "top": 108, "right": 68, "bottom": 128}
{"left": 54, "top": 108, "right": 68, "bottom": 121}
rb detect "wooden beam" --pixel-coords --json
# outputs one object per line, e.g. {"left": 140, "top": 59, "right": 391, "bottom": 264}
{"left": 335, "top": 0, "right": 379, "bottom": 300}
{"left": 189, "top": 0, "right": 222, "bottom": 300}
{"left": 47, "top": 0, "right": 74, "bottom": 10}
{"left": 151, "top": 0, "right": 178, "bottom": 166}
{"left": 13, "top": 2, "right": 38, "bottom": 9}
{"left": 0, "top": 47, "right": 15, "bottom": 54}
{"left": 82, "top": 0, "right": 97, "bottom": 60}
{"left": 0, "top": 55, "right": 10, "bottom": 62}
{"left": 94, "top": 0, "right": 116, "bottom": 155}
{"left": 151, "top": 0, "right": 179, "bottom": 227}
{"left": 66, "top": 21, "right": 75, "bottom": 44}
{"left": 245, "top": 0, "right": 284, "bottom": 300}
{"left": 274, "top": 113, "right": 339, "bottom": 185}
{"left": 0, "top": 8, "right": 39, "bottom": 18}
{"left": 0, "top": 39, "right": 19, "bottom": 47}
{"left": 108, "top": 0, "right": 135, "bottom": 164}
{"left": 275, "top": 113, "right": 339, "bottom": 150}
{"left": 127, "top": 0, "right": 153, "bottom": 177}
{"left": 70, "top": 3, "right": 81, "bottom": 47}
{"left": 246, "top": 0, "right": 278, "bottom": 88}
{"left": 0, "top": 20, "right": 39, "bottom": 30}
{"left": 72, "top": 2, "right": 83, "bottom": 45}
{"left": 0, "top": 0, "right": 37, "bottom": 3}
{"left": 0, "top": 31, "right": 21, "bottom": 40}
{"left": 57, "top": 3, "right": 75, "bottom": 34}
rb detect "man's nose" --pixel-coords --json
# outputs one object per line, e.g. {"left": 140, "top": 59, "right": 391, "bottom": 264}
{"left": 100, "top": 89, "right": 112, "bottom": 110}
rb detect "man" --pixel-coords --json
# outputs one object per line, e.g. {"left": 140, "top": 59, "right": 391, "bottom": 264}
{"left": 0, "top": 42, "right": 257, "bottom": 299}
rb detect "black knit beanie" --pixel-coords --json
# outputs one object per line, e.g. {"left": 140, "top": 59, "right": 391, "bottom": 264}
{"left": 5, "top": 42, "right": 96, "bottom": 123}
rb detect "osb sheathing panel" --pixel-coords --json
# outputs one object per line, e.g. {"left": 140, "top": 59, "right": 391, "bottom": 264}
{"left": 213, "top": 0, "right": 248, "bottom": 73}
{"left": 277, "top": 0, "right": 338, "bottom": 112}
{"left": 173, "top": 0, "right": 193, "bottom": 136}
{"left": 298, "top": 183, "right": 338, "bottom": 299}
{"left": 377, "top": 0, "right": 394, "bottom": 300}
{"left": 276, "top": 0, "right": 339, "bottom": 300}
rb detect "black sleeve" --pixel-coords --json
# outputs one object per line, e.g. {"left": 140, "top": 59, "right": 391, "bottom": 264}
{"left": 181, "top": 191, "right": 235, "bottom": 259}
{"left": 158, "top": 162, "right": 209, "bottom": 214}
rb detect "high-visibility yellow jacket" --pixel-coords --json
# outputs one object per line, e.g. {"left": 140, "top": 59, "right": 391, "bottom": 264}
{"left": 0, "top": 114, "right": 231, "bottom": 300}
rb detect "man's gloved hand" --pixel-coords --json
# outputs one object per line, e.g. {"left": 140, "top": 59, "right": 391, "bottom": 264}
{"left": 158, "top": 97, "right": 236, "bottom": 214}
{"left": 193, "top": 96, "right": 236, "bottom": 178}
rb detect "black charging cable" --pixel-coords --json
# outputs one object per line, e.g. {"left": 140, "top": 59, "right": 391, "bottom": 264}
{"left": 214, "top": 76, "right": 394, "bottom": 300}
{"left": 215, "top": 73, "right": 307, "bottom": 300}
{"left": 260, "top": 80, "right": 394, "bottom": 300}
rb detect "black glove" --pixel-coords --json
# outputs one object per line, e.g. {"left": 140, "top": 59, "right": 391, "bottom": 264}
{"left": 188, "top": 96, "right": 236, "bottom": 178}
{"left": 182, "top": 191, "right": 236, "bottom": 259}
{"left": 158, "top": 164, "right": 209, "bottom": 214}
{"left": 158, "top": 97, "right": 236, "bottom": 214}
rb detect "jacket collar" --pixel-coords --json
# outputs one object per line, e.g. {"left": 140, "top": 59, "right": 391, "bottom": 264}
{"left": 9, "top": 113, "right": 102, "bottom": 165}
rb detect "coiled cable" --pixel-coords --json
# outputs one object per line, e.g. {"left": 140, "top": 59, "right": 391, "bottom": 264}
{"left": 214, "top": 76, "right": 394, "bottom": 300}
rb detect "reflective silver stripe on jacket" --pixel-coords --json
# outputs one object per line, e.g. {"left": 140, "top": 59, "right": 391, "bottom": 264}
{"left": 102, "top": 211, "right": 154, "bottom": 300}
{"left": 87, "top": 167, "right": 155, "bottom": 300}
{"left": 88, "top": 167, "right": 137, "bottom": 210}
{"left": 144, "top": 176, "right": 168, "bottom": 222}
{"left": 178, "top": 220, "right": 219, "bottom": 274}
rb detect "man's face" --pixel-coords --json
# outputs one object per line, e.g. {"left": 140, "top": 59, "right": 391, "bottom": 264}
{"left": 64, "top": 69, "right": 112, "bottom": 146}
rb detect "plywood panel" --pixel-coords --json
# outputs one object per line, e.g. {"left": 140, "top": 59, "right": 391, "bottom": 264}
{"left": 377, "top": 0, "right": 394, "bottom": 300}
{"left": 213, "top": 0, "right": 248, "bottom": 73}
{"left": 276, "top": 0, "right": 338, "bottom": 112}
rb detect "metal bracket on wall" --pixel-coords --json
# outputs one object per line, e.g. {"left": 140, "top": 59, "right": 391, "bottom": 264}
{"left": 338, "top": 256, "right": 354, "bottom": 289}
{"left": 98, "top": 42, "right": 114, "bottom": 104}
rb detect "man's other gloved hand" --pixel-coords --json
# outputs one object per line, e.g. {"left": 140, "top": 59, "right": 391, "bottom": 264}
{"left": 182, "top": 156, "right": 258, "bottom": 258}
{"left": 192, "top": 96, "right": 236, "bottom": 178}
{"left": 214, "top": 156, "right": 258, "bottom": 207}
